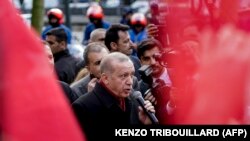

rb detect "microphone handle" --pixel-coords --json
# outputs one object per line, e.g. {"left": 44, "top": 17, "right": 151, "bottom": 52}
{"left": 137, "top": 97, "right": 159, "bottom": 124}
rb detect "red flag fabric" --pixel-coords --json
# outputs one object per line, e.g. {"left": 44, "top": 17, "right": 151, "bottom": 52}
{"left": 158, "top": 0, "right": 250, "bottom": 124}
{"left": 0, "top": 1, "right": 85, "bottom": 140}
{"left": 173, "top": 25, "right": 250, "bottom": 124}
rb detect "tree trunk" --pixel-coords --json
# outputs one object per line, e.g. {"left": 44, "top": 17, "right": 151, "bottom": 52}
{"left": 31, "top": 0, "right": 44, "bottom": 34}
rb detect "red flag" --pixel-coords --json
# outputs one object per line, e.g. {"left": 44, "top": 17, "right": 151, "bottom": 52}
{"left": 0, "top": 1, "right": 85, "bottom": 140}
{"left": 159, "top": 0, "right": 250, "bottom": 124}
{"left": 174, "top": 25, "right": 250, "bottom": 124}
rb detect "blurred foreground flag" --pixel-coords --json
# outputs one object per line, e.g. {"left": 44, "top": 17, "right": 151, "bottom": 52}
{"left": 173, "top": 25, "right": 250, "bottom": 124}
{"left": 163, "top": 0, "right": 250, "bottom": 124}
{"left": 0, "top": 0, "right": 85, "bottom": 141}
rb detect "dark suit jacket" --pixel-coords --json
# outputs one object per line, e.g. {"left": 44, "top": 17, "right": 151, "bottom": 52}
{"left": 139, "top": 80, "right": 150, "bottom": 97}
{"left": 70, "top": 74, "right": 140, "bottom": 97}
{"left": 70, "top": 74, "right": 92, "bottom": 97}
{"left": 130, "top": 55, "right": 141, "bottom": 80}
{"left": 59, "top": 81, "right": 79, "bottom": 103}
{"left": 72, "top": 82, "right": 142, "bottom": 141}
{"left": 54, "top": 49, "right": 80, "bottom": 84}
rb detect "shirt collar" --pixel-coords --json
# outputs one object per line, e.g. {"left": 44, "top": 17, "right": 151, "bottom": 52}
{"left": 99, "top": 80, "right": 126, "bottom": 111}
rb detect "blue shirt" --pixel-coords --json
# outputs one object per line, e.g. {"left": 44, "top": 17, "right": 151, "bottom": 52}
{"left": 129, "top": 29, "right": 147, "bottom": 57}
{"left": 129, "top": 28, "right": 147, "bottom": 44}
{"left": 82, "top": 21, "right": 110, "bottom": 45}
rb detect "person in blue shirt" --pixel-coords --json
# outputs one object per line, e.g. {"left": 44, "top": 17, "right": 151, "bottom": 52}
{"left": 129, "top": 13, "right": 148, "bottom": 44}
{"left": 42, "top": 8, "right": 72, "bottom": 44}
{"left": 82, "top": 4, "right": 110, "bottom": 45}
{"left": 128, "top": 13, "right": 148, "bottom": 57}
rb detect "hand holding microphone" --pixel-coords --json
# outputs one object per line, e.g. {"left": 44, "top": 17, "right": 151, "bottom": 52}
{"left": 132, "top": 91, "right": 159, "bottom": 125}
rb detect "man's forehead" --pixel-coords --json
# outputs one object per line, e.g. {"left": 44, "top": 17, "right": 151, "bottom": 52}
{"left": 143, "top": 46, "right": 160, "bottom": 55}
{"left": 114, "top": 61, "right": 134, "bottom": 70}
{"left": 95, "top": 33, "right": 105, "bottom": 38}
{"left": 89, "top": 50, "right": 107, "bottom": 58}
{"left": 46, "top": 35, "right": 56, "bottom": 40}
{"left": 118, "top": 30, "right": 129, "bottom": 37}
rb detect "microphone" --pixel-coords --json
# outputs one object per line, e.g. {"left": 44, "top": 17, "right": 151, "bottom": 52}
{"left": 132, "top": 91, "right": 159, "bottom": 124}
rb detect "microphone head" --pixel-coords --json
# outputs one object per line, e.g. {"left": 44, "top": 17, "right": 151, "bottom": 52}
{"left": 131, "top": 91, "right": 143, "bottom": 99}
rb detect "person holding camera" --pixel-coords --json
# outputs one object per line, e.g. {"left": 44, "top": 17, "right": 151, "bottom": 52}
{"left": 137, "top": 38, "right": 173, "bottom": 124}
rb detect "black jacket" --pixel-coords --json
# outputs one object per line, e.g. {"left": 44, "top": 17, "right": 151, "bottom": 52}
{"left": 70, "top": 74, "right": 92, "bottom": 97}
{"left": 130, "top": 55, "right": 142, "bottom": 81}
{"left": 54, "top": 49, "right": 80, "bottom": 84}
{"left": 139, "top": 80, "right": 150, "bottom": 97}
{"left": 59, "top": 81, "right": 79, "bottom": 103}
{"left": 72, "top": 82, "right": 142, "bottom": 141}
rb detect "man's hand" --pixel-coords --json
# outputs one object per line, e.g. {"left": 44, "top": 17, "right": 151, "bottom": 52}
{"left": 87, "top": 78, "right": 98, "bottom": 92}
{"left": 138, "top": 100, "right": 156, "bottom": 125}
{"left": 146, "top": 24, "right": 159, "bottom": 38}
{"left": 144, "top": 90, "right": 157, "bottom": 105}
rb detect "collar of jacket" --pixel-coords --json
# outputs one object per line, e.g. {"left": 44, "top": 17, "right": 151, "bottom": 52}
{"left": 53, "top": 49, "right": 70, "bottom": 62}
{"left": 93, "top": 82, "right": 132, "bottom": 111}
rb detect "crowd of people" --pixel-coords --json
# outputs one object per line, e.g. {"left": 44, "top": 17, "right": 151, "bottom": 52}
{"left": 41, "top": 1, "right": 250, "bottom": 138}
{"left": 39, "top": 3, "right": 181, "bottom": 140}
{"left": 3, "top": 0, "right": 250, "bottom": 140}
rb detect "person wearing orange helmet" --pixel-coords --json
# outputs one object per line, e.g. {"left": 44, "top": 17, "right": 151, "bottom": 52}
{"left": 82, "top": 4, "right": 110, "bottom": 45}
{"left": 128, "top": 12, "right": 148, "bottom": 57}
{"left": 129, "top": 13, "right": 148, "bottom": 43}
{"left": 42, "top": 8, "right": 72, "bottom": 44}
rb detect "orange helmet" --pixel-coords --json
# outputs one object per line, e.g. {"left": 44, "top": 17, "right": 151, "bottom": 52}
{"left": 86, "top": 5, "right": 104, "bottom": 19}
{"left": 47, "top": 8, "right": 64, "bottom": 24}
{"left": 130, "top": 13, "right": 147, "bottom": 27}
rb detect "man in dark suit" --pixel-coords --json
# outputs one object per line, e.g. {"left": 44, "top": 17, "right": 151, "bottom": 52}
{"left": 137, "top": 38, "right": 173, "bottom": 124}
{"left": 72, "top": 52, "right": 155, "bottom": 141}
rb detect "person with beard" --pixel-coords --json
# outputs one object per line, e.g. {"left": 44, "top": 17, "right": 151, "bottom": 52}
{"left": 137, "top": 38, "right": 172, "bottom": 124}
{"left": 42, "top": 8, "right": 72, "bottom": 44}
{"left": 82, "top": 4, "right": 110, "bottom": 45}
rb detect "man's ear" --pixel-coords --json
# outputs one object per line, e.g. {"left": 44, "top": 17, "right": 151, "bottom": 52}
{"left": 85, "top": 65, "right": 89, "bottom": 71}
{"left": 59, "top": 41, "right": 67, "bottom": 50}
{"left": 110, "top": 42, "right": 117, "bottom": 51}
{"left": 101, "top": 73, "right": 109, "bottom": 85}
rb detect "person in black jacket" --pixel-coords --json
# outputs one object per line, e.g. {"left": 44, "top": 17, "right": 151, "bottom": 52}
{"left": 44, "top": 41, "right": 78, "bottom": 103}
{"left": 45, "top": 28, "right": 81, "bottom": 84}
{"left": 59, "top": 81, "right": 78, "bottom": 103}
{"left": 72, "top": 52, "right": 155, "bottom": 141}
